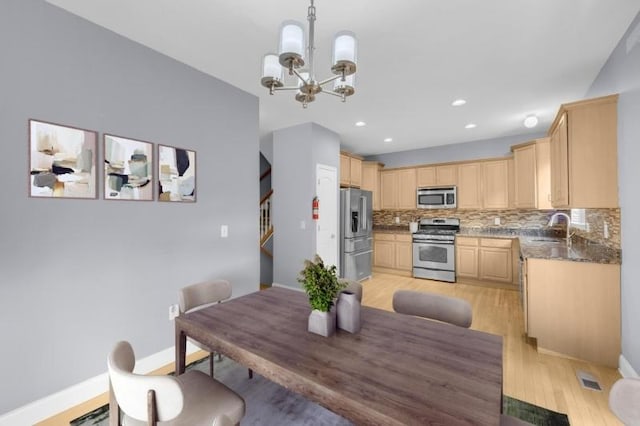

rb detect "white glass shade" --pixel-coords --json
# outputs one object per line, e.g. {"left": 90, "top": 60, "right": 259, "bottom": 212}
{"left": 334, "top": 73, "right": 355, "bottom": 90}
{"left": 333, "top": 31, "right": 357, "bottom": 64}
{"left": 262, "top": 54, "right": 282, "bottom": 80}
{"left": 279, "top": 21, "right": 305, "bottom": 57}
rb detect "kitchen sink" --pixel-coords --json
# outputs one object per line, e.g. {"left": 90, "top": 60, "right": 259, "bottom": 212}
{"left": 528, "top": 238, "right": 564, "bottom": 244}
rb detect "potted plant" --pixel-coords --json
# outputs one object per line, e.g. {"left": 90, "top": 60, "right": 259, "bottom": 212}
{"left": 298, "top": 255, "right": 346, "bottom": 337}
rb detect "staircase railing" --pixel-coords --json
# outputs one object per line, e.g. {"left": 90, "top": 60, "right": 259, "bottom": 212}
{"left": 260, "top": 189, "right": 274, "bottom": 246}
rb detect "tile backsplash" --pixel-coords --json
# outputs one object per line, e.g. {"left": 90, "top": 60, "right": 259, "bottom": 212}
{"left": 373, "top": 208, "right": 621, "bottom": 250}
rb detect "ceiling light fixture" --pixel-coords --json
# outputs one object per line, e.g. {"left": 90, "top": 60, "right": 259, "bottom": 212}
{"left": 452, "top": 99, "right": 467, "bottom": 106}
{"left": 523, "top": 114, "right": 539, "bottom": 128}
{"left": 355, "top": 121, "right": 366, "bottom": 127}
{"left": 465, "top": 123, "right": 477, "bottom": 129}
{"left": 260, "top": 0, "right": 357, "bottom": 108}
{"left": 384, "top": 138, "right": 393, "bottom": 143}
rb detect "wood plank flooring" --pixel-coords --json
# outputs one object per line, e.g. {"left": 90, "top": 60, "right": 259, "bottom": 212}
{"left": 39, "top": 272, "right": 622, "bottom": 425}
{"left": 362, "top": 272, "right": 622, "bottom": 426}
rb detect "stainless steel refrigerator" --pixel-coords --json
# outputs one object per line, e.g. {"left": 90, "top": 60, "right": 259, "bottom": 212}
{"left": 340, "top": 188, "right": 373, "bottom": 281}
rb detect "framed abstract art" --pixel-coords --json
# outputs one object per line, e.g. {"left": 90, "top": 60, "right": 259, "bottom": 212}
{"left": 158, "top": 144, "right": 196, "bottom": 202}
{"left": 103, "top": 134, "right": 154, "bottom": 201}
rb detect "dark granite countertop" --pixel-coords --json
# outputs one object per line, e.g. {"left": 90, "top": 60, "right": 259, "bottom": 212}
{"left": 374, "top": 225, "right": 621, "bottom": 264}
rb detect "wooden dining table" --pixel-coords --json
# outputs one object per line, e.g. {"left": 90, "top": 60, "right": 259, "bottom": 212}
{"left": 175, "top": 286, "right": 503, "bottom": 425}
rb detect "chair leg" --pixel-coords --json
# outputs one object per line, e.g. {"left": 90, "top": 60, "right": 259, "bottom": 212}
{"left": 217, "top": 352, "right": 222, "bottom": 362}
{"left": 248, "top": 368, "right": 253, "bottom": 379}
{"left": 209, "top": 353, "right": 214, "bottom": 377}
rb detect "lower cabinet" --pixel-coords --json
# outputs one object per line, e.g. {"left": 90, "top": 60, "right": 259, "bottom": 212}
{"left": 456, "top": 236, "right": 517, "bottom": 286}
{"left": 525, "top": 258, "right": 620, "bottom": 367}
{"left": 373, "top": 232, "right": 413, "bottom": 275}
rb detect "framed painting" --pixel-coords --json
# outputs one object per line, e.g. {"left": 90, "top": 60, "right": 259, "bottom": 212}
{"left": 29, "top": 119, "right": 98, "bottom": 199}
{"left": 103, "top": 134, "right": 154, "bottom": 201}
{"left": 158, "top": 144, "right": 196, "bottom": 202}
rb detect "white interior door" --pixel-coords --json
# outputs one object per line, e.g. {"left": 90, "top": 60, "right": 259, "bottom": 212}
{"left": 316, "top": 164, "right": 338, "bottom": 269}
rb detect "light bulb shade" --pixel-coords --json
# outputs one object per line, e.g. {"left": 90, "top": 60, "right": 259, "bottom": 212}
{"left": 279, "top": 20, "right": 305, "bottom": 63}
{"left": 332, "top": 31, "right": 357, "bottom": 76}
{"left": 524, "top": 114, "right": 539, "bottom": 128}
{"left": 261, "top": 53, "right": 284, "bottom": 89}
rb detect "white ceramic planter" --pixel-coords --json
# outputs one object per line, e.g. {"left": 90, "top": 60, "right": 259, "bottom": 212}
{"left": 308, "top": 308, "right": 336, "bottom": 337}
{"left": 337, "top": 291, "right": 361, "bottom": 333}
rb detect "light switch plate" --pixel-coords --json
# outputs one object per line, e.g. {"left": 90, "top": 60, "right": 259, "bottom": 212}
{"left": 169, "top": 304, "right": 179, "bottom": 321}
{"left": 494, "top": 217, "right": 501, "bottom": 225}
{"left": 221, "top": 225, "right": 228, "bottom": 238}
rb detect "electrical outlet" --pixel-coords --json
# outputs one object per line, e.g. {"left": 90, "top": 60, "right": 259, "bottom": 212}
{"left": 604, "top": 222, "right": 609, "bottom": 239}
{"left": 494, "top": 217, "right": 501, "bottom": 226}
{"left": 169, "top": 304, "right": 179, "bottom": 321}
{"left": 395, "top": 216, "right": 400, "bottom": 224}
{"left": 300, "top": 220, "right": 306, "bottom": 230}
{"left": 220, "top": 225, "right": 228, "bottom": 238}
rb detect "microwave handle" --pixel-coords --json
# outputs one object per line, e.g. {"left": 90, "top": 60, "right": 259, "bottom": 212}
{"left": 360, "top": 196, "right": 367, "bottom": 230}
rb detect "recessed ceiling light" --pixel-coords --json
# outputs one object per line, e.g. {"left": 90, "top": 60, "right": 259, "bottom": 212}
{"left": 452, "top": 99, "right": 467, "bottom": 106}
{"left": 355, "top": 121, "right": 366, "bottom": 127}
{"left": 383, "top": 138, "right": 393, "bottom": 143}
{"left": 523, "top": 114, "right": 539, "bottom": 128}
{"left": 465, "top": 123, "right": 477, "bottom": 129}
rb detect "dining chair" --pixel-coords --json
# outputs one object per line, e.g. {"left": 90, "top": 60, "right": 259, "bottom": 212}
{"left": 107, "top": 340, "right": 245, "bottom": 426}
{"left": 339, "top": 279, "right": 363, "bottom": 302}
{"left": 609, "top": 377, "right": 640, "bottom": 424}
{"left": 392, "top": 289, "right": 473, "bottom": 328}
{"left": 179, "top": 279, "right": 253, "bottom": 379}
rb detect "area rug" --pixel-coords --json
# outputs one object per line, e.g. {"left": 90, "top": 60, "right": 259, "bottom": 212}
{"left": 72, "top": 357, "right": 570, "bottom": 425}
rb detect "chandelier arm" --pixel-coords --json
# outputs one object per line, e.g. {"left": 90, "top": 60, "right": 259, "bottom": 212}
{"left": 317, "top": 74, "right": 343, "bottom": 87}
{"left": 291, "top": 68, "right": 310, "bottom": 85}
{"left": 321, "top": 90, "right": 345, "bottom": 98}
{"left": 272, "top": 86, "right": 302, "bottom": 92}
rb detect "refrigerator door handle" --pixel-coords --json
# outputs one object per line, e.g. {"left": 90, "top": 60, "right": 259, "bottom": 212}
{"left": 361, "top": 196, "right": 367, "bottom": 231}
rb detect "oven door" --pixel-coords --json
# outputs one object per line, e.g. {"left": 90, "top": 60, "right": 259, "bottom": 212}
{"left": 412, "top": 240, "right": 455, "bottom": 271}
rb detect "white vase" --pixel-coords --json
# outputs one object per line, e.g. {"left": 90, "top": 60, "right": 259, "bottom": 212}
{"left": 337, "top": 291, "right": 361, "bottom": 333}
{"left": 308, "top": 308, "right": 336, "bottom": 337}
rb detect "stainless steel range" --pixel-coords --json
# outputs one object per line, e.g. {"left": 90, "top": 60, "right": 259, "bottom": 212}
{"left": 412, "top": 218, "right": 460, "bottom": 282}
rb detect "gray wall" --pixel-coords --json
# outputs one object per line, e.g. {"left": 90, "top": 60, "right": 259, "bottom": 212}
{"left": 365, "top": 132, "right": 545, "bottom": 168}
{"left": 587, "top": 11, "right": 640, "bottom": 375}
{"left": 0, "top": 0, "right": 259, "bottom": 413}
{"left": 272, "top": 123, "right": 340, "bottom": 288}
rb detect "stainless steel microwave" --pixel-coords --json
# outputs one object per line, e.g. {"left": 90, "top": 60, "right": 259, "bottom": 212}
{"left": 417, "top": 186, "right": 457, "bottom": 209}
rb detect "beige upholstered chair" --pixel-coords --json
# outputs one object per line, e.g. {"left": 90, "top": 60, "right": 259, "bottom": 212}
{"left": 392, "top": 290, "right": 473, "bottom": 328}
{"left": 339, "top": 279, "right": 363, "bottom": 303}
{"left": 609, "top": 377, "right": 640, "bottom": 424}
{"left": 179, "top": 279, "right": 252, "bottom": 379}
{"left": 107, "top": 341, "right": 245, "bottom": 426}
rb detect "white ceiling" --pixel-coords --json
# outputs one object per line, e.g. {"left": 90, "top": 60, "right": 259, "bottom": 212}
{"left": 45, "top": 0, "right": 640, "bottom": 156}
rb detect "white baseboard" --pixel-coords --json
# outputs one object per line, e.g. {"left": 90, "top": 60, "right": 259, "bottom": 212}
{"left": 0, "top": 342, "right": 200, "bottom": 426}
{"left": 272, "top": 282, "right": 304, "bottom": 292}
{"left": 619, "top": 354, "right": 639, "bottom": 378}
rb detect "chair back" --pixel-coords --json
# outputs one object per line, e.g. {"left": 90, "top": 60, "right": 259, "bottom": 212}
{"left": 179, "top": 279, "right": 232, "bottom": 313}
{"left": 340, "top": 279, "right": 363, "bottom": 303}
{"left": 393, "top": 290, "right": 472, "bottom": 328}
{"left": 107, "top": 341, "right": 184, "bottom": 422}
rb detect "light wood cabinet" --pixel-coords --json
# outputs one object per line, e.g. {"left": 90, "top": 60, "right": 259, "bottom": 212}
{"left": 526, "top": 258, "right": 620, "bottom": 367}
{"left": 416, "top": 165, "right": 457, "bottom": 187}
{"left": 548, "top": 94, "right": 619, "bottom": 208}
{"left": 482, "top": 160, "right": 509, "bottom": 209}
{"left": 457, "top": 163, "right": 483, "bottom": 209}
{"left": 456, "top": 237, "right": 479, "bottom": 279}
{"left": 361, "top": 161, "right": 382, "bottom": 210}
{"left": 513, "top": 139, "right": 552, "bottom": 209}
{"left": 380, "top": 168, "right": 416, "bottom": 210}
{"left": 340, "top": 152, "right": 362, "bottom": 188}
{"left": 456, "top": 236, "right": 517, "bottom": 285}
{"left": 373, "top": 232, "right": 412, "bottom": 274}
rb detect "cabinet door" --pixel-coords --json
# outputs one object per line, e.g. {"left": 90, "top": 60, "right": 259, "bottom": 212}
{"left": 380, "top": 171, "right": 398, "bottom": 209}
{"left": 456, "top": 246, "right": 479, "bottom": 279}
{"left": 483, "top": 160, "right": 509, "bottom": 209}
{"left": 416, "top": 167, "right": 436, "bottom": 187}
{"left": 550, "top": 113, "right": 569, "bottom": 207}
{"left": 522, "top": 259, "right": 529, "bottom": 333}
{"left": 479, "top": 247, "right": 513, "bottom": 283}
{"left": 436, "top": 165, "right": 458, "bottom": 185}
{"left": 373, "top": 240, "right": 395, "bottom": 269}
{"left": 350, "top": 157, "right": 362, "bottom": 188}
{"left": 457, "top": 163, "right": 482, "bottom": 209}
{"left": 397, "top": 168, "right": 417, "bottom": 209}
{"left": 396, "top": 241, "right": 413, "bottom": 271}
{"left": 536, "top": 139, "right": 552, "bottom": 209}
{"left": 340, "top": 154, "right": 351, "bottom": 187}
{"left": 361, "top": 162, "right": 380, "bottom": 210}
{"left": 514, "top": 144, "right": 537, "bottom": 208}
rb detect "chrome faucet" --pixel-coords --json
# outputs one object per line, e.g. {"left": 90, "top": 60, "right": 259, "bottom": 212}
{"left": 547, "top": 212, "right": 572, "bottom": 247}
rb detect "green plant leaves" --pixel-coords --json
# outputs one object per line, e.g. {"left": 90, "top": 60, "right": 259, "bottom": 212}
{"left": 298, "top": 255, "right": 346, "bottom": 312}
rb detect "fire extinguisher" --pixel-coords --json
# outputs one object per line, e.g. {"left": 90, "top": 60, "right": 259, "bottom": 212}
{"left": 312, "top": 196, "right": 319, "bottom": 220}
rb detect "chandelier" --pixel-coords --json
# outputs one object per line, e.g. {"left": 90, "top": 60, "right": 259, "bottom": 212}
{"left": 260, "top": 0, "right": 358, "bottom": 108}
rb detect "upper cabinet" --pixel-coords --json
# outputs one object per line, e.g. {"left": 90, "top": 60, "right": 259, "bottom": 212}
{"left": 482, "top": 159, "right": 510, "bottom": 209}
{"left": 416, "top": 164, "right": 458, "bottom": 187}
{"left": 380, "top": 168, "right": 417, "bottom": 210}
{"left": 457, "top": 162, "right": 483, "bottom": 209}
{"left": 361, "top": 161, "right": 383, "bottom": 210}
{"left": 513, "top": 138, "right": 552, "bottom": 209}
{"left": 340, "top": 152, "right": 363, "bottom": 188}
{"left": 548, "top": 94, "right": 619, "bottom": 208}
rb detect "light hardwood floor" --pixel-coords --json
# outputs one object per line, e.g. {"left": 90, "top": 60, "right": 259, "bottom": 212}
{"left": 39, "top": 273, "right": 622, "bottom": 425}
